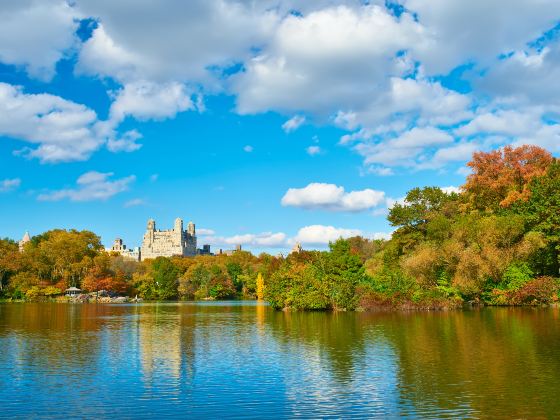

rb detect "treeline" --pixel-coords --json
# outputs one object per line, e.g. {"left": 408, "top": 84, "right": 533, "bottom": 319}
{"left": 0, "top": 231, "right": 278, "bottom": 301}
{"left": 1, "top": 145, "right": 559, "bottom": 309}
{"left": 265, "top": 145, "right": 560, "bottom": 310}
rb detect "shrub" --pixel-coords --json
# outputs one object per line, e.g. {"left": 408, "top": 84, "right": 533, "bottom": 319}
{"left": 510, "top": 276, "right": 559, "bottom": 305}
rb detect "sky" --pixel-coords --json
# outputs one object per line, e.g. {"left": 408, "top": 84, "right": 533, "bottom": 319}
{"left": 1, "top": 0, "right": 560, "bottom": 254}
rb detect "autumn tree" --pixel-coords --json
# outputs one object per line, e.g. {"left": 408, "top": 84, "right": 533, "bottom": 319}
{"left": 0, "top": 239, "right": 19, "bottom": 295}
{"left": 464, "top": 145, "right": 553, "bottom": 210}
{"left": 256, "top": 272, "right": 264, "bottom": 301}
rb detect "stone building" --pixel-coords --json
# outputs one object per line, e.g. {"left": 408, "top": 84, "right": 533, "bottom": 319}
{"left": 18, "top": 231, "right": 30, "bottom": 252}
{"left": 140, "top": 218, "right": 197, "bottom": 261}
{"left": 198, "top": 244, "right": 213, "bottom": 255}
{"left": 291, "top": 242, "right": 303, "bottom": 254}
{"left": 218, "top": 244, "right": 242, "bottom": 256}
{"left": 107, "top": 238, "right": 141, "bottom": 261}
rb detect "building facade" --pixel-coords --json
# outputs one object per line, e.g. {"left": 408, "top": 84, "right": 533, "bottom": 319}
{"left": 18, "top": 231, "right": 30, "bottom": 253}
{"left": 107, "top": 238, "right": 141, "bottom": 261}
{"left": 140, "top": 218, "right": 197, "bottom": 261}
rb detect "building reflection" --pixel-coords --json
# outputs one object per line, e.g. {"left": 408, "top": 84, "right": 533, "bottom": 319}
{"left": 134, "top": 303, "right": 196, "bottom": 390}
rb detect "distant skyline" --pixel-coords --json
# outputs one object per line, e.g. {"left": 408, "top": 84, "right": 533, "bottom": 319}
{"left": 1, "top": 1, "right": 560, "bottom": 253}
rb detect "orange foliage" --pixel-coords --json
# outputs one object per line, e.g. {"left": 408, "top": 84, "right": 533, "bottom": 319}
{"left": 464, "top": 145, "right": 553, "bottom": 209}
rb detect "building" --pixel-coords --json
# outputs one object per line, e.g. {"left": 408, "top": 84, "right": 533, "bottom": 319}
{"left": 18, "top": 231, "right": 30, "bottom": 253}
{"left": 218, "top": 244, "right": 242, "bottom": 256}
{"left": 107, "top": 238, "right": 141, "bottom": 261}
{"left": 140, "top": 218, "right": 197, "bottom": 261}
{"left": 198, "top": 244, "right": 213, "bottom": 255}
{"left": 291, "top": 242, "right": 303, "bottom": 254}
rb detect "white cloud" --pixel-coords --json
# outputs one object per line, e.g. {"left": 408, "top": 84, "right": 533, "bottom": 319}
{"left": 243, "top": 145, "right": 254, "bottom": 152}
{"left": 354, "top": 126, "right": 455, "bottom": 167}
{"left": 108, "top": 80, "right": 195, "bottom": 125}
{"left": 441, "top": 186, "right": 461, "bottom": 195}
{"left": 124, "top": 198, "right": 145, "bottom": 207}
{"left": 281, "top": 182, "right": 386, "bottom": 212}
{"left": 306, "top": 146, "right": 321, "bottom": 156}
{"left": 477, "top": 46, "right": 560, "bottom": 106}
{"left": 0, "top": 178, "right": 21, "bottom": 193}
{"left": 107, "top": 129, "right": 143, "bottom": 153}
{"left": 282, "top": 115, "right": 306, "bottom": 133}
{"left": 455, "top": 109, "right": 541, "bottom": 138}
{"left": 38, "top": 171, "right": 135, "bottom": 202}
{"left": 197, "top": 228, "right": 216, "bottom": 236}
{"left": 515, "top": 123, "right": 560, "bottom": 153}
{"left": 0, "top": 1, "right": 79, "bottom": 80}
{"left": 3, "top": 0, "right": 560, "bottom": 174}
{"left": 294, "top": 225, "right": 362, "bottom": 245}
{"left": 204, "top": 224, "right": 392, "bottom": 250}
{"left": 363, "top": 166, "right": 394, "bottom": 176}
{"left": 233, "top": 5, "right": 427, "bottom": 115}
{"left": 0, "top": 83, "right": 104, "bottom": 163}
{"left": 456, "top": 166, "right": 472, "bottom": 177}
{"left": 401, "top": 0, "right": 560, "bottom": 74}
{"left": 75, "top": 1, "right": 278, "bottom": 85}
{"left": 207, "top": 232, "right": 288, "bottom": 248}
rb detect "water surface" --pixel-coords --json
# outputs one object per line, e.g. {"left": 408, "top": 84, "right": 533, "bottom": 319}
{"left": 0, "top": 302, "right": 558, "bottom": 418}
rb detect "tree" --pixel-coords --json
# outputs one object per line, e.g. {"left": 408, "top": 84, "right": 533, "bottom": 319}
{"left": 152, "top": 257, "right": 179, "bottom": 300}
{"left": 464, "top": 145, "right": 553, "bottom": 210}
{"left": 256, "top": 272, "right": 264, "bottom": 301}
{"left": 321, "top": 239, "right": 367, "bottom": 310}
{"left": 388, "top": 187, "right": 456, "bottom": 230}
{"left": 513, "top": 160, "right": 560, "bottom": 275}
{"left": 0, "top": 239, "right": 19, "bottom": 295}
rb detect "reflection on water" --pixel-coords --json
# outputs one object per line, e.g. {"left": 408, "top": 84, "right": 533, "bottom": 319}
{"left": 0, "top": 302, "right": 559, "bottom": 418}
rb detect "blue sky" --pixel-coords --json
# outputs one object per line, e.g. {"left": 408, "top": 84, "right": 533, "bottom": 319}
{"left": 1, "top": 1, "right": 559, "bottom": 253}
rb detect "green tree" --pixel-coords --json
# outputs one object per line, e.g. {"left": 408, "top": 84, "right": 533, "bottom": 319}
{"left": 152, "top": 257, "right": 179, "bottom": 300}
{"left": 513, "top": 160, "right": 560, "bottom": 275}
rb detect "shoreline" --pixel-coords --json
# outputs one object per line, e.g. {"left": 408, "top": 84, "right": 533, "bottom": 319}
{"left": 1, "top": 298, "right": 558, "bottom": 312}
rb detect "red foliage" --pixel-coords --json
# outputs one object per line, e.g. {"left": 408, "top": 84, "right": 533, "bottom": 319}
{"left": 510, "top": 276, "right": 559, "bottom": 305}
{"left": 464, "top": 145, "right": 553, "bottom": 209}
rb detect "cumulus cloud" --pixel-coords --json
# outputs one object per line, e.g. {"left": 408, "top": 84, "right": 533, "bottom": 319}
{"left": 108, "top": 80, "right": 195, "bottom": 124}
{"left": 282, "top": 115, "right": 306, "bottom": 133}
{"left": 38, "top": 171, "right": 135, "bottom": 202}
{"left": 203, "top": 224, "right": 392, "bottom": 250}
{"left": 207, "top": 232, "right": 288, "bottom": 248}
{"left": 281, "top": 182, "right": 386, "bottom": 212}
{"left": 353, "top": 126, "right": 454, "bottom": 168}
{"left": 0, "top": 1, "right": 79, "bottom": 80}
{"left": 3, "top": 0, "right": 560, "bottom": 172}
{"left": 294, "top": 225, "right": 362, "bottom": 245}
{"left": 197, "top": 228, "right": 216, "bottom": 236}
{"left": 0, "top": 83, "right": 105, "bottom": 163}
{"left": 0, "top": 178, "right": 21, "bottom": 193}
{"left": 233, "top": 5, "right": 426, "bottom": 115}
{"left": 401, "top": 0, "right": 560, "bottom": 74}
{"left": 75, "top": 1, "right": 278, "bottom": 85}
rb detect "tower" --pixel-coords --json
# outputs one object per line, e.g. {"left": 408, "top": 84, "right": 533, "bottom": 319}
{"left": 185, "top": 221, "right": 197, "bottom": 256}
{"left": 187, "top": 221, "right": 195, "bottom": 236}
{"left": 18, "top": 231, "right": 30, "bottom": 253}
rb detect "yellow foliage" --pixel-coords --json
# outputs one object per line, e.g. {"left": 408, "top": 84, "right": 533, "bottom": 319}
{"left": 256, "top": 272, "right": 264, "bottom": 301}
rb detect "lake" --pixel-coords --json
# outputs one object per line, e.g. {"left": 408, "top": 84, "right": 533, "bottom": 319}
{"left": 0, "top": 302, "right": 558, "bottom": 418}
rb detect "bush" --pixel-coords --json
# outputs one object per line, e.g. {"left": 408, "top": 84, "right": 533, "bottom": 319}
{"left": 510, "top": 276, "right": 560, "bottom": 305}
{"left": 499, "top": 263, "right": 533, "bottom": 291}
